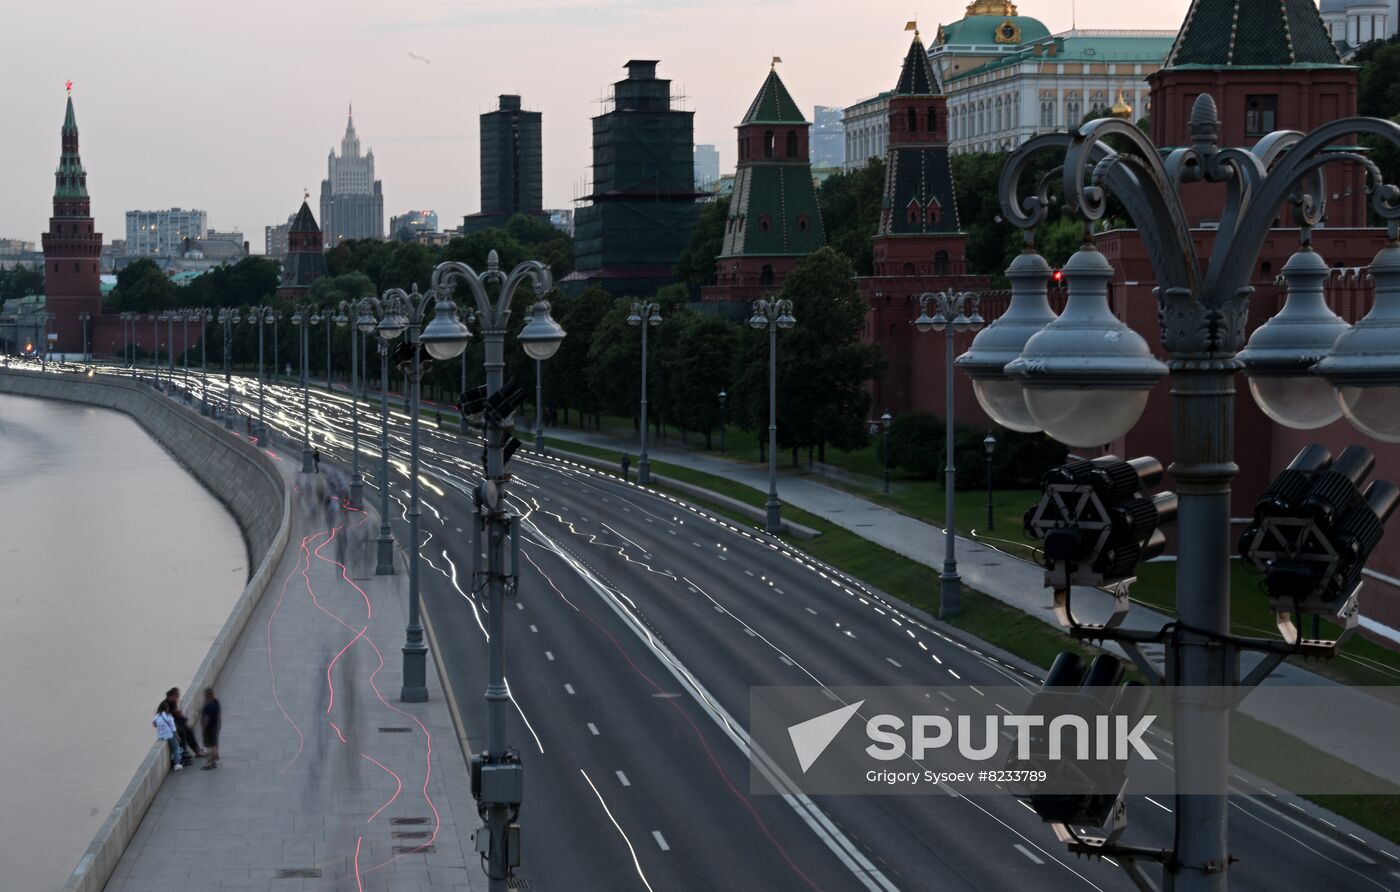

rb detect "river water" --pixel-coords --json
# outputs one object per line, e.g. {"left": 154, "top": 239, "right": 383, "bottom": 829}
{"left": 0, "top": 393, "right": 246, "bottom": 890}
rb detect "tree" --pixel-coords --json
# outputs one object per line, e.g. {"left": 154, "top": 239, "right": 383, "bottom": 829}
{"left": 1354, "top": 38, "right": 1400, "bottom": 196}
{"left": 952, "top": 151, "right": 1023, "bottom": 280}
{"left": 669, "top": 312, "right": 740, "bottom": 447}
{"left": 550, "top": 286, "right": 613, "bottom": 425}
{"left": 673, "top": 196, "right": 730, "bottom": 296}
{"left": 816, "top": 159, "right": 885, "bottom": 274}
{"left": 108, "top": 258, "right": 176, "bottom": 312}
{"left": 0, "top": 266, "right": 44, "bottom": 303}
{"left": 735, "top": 247, "right": 884, "bottom": 462}
{"left": 585, "top": 300, "right": 642, "bottom": 421}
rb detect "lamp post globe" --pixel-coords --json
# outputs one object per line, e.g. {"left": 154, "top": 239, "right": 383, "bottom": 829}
{"left": 956, "top": 250, "right": 1059, "bottom": 432}
{"left": 517, "top": 299, "right": 566, "bottom": 361}
{"left": 420, "top": 297, "right": 472, "bottom": 361}
{"left": 1238, "top": 246, "right": 1350, "bottom": 429}
{"left": 1316, "top": 238, "right": 1400, "bottom": 441}
{"left": 1004, "top": 246, "right": 1166, "bottom": 448}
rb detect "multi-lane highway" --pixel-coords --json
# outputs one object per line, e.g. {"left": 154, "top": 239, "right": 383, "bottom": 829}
{"left": 156, "top": 367, "right": 1400, "bottom": 890}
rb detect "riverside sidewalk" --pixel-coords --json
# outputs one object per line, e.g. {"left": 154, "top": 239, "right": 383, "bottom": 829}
{"left": 537, "top": 423, "right": 1400, "bottom": 789}
{"left": 105, "top": 456, "right": 483, "bottom": 891}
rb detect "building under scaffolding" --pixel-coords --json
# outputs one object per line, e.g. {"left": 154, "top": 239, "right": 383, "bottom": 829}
{"left": 565, "top": 60, "right": 702, "bottom": 296}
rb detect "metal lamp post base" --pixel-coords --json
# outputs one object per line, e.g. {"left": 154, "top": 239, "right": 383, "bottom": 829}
{"left": 401, "top": 644, "right": 428, "bottom": 702}
{"left": 201, "top": 403, "right": 211, "bottom": 417}
{"left": 301, "top": 447, "right": 314, "bottom": 474}
{"left": 350, "top": 480, "right": 364, "bottom": 511}
{"left": 766, "top": 499, "right": 783, "bottom": 535}
{"left": 638, "top": 458, "right": 652, "bottom": 485}
{"left": 939, "top": 569, "right": 962, "bottom": 618}
{"left": 375, "top": 533, "right": 395, "bottom": 576}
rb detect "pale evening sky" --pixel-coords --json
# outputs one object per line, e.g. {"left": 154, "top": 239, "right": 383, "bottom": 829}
{"left": 2, "top": 0, "right": 1199, "bottom": 249}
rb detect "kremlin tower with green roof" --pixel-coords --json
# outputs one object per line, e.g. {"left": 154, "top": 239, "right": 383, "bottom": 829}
{"left": 41, "top": 88, "right": 103, "bottom": 356}
{"left": 705, "top": 63, "right": 825, "bottom": 301}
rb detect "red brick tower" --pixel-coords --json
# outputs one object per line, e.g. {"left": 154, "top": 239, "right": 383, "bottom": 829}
{"left": 41, "top": 88, "right": 103, "bottom": 355}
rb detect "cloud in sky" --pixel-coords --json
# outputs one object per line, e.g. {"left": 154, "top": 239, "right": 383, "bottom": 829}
{"left": 3, "top": 0, "right": 1195, "bottom": 247}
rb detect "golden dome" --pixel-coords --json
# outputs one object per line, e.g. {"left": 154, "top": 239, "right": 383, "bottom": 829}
{"left": 964, "top": 0, "right": 1019, "bottom": 15}
{"left": 1110, "top": 89, "right": 1134, "bottom": 119}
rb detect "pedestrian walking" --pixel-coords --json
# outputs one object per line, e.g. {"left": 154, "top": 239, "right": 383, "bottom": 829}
{"left": 154, "top": 701, "right": 182, "bottom": 771}
{"left": 200, "top": 688, "right": 221, "bottom": 770}
{"left": 313, "top": 446, "right": 321, "bottom": 474}
{"left": 621, "top": 452, "right": 631, "bottom": 483}
{"left": 162, "top": 687, "right": 204, "bottom": 764}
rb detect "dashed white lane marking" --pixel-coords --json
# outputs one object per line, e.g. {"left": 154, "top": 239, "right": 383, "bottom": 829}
{"left": 1013, "top": 844, "right": 1045, "bottom": 865}
{"left": 652, "top": 831, "right": 670, "bottom": 852}
{"left": 931, "top": 654, "right": 943, "bottom": 664}
{"left": 996, "top": 703, "right": 1012, "bottom": 715}
{"left": 744, "top": 569, "right": 755, "bottom": 577}
{"left": 616, "top": 771, "right": 631, "bottom": 787}
{"left": 774, "top": 587, "right": 784, "bottom": 594}
{"left": 718, "top": 554, "right": 728, "bottom": 561}
{"left": 886, "top": 658, "right": 903, "bottom": 668}
{"left": 565, "top": 684, "right": 576, "bottom": 695}
{"left": 805, "top": 607, "right": 818, "bottom": 616}
{"left": 948, "top": 669, "right": 961, "bottom": 680}
{"left": 516, "top": 603, "right": 525, "bottom": 611}
{"left": 529, "top": 624, "right": 539, "bottom": 633}
{"left": 1145, "top": 796, "right": 1172, "bottom": 813}
{"left": 713, "top": 604, "right": 725, "bottom": 613}
{"left": 779, "top": 655, "right": 795, "bottom": 667}
{"left": 588, "top": 722, "right": 600, "bottom": 736}
{"left": 969, "top": 686, "right": 984, "bottom": 697}
{"left": 938, "top": 691, "right": 956, "bottom": 703}
{"left": 545, "top": 651, "right": 555, "bottom": 661}
{"left": 744, "top": 628, "right": 757, "bottom": 637}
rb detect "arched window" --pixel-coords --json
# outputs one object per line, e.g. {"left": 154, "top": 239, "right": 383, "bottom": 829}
{"left": 927, "top": 107, "right": 937, "bottom": 131}
{"left": 907, "top": 107, "right": 917, "bottom": 133}
{"left": 760, "top": 265, "right": 774, "bottom": 286}
{"left": 926, "top": 200, "right": 941, "bottom": 224}
{"left": 797, "top": 214, "right": 809, "bottom": 231}
{"left": 933, "top": 251, "right": 951, "bottom": 275}
{"left": 785, "top": 130, "right": 798, "bottom": 158}
{"left": 764, "top": 130, "right": 775, "bottom": 157}
{"left": 906, "top": 200, "right": 921, "bottom": 225}
{"left": 902, "top": 262, "right": 917, "bottom": 276}
{"left": 759, "top": 214, "right": 772, "bottom": 232}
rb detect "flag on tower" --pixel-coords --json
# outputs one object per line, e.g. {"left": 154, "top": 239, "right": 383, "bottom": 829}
{"left": 905, "top": 20, "right": 917, "bottom": 31}
{"left": 772, "top": 55, "right": 782, "bottom": 66}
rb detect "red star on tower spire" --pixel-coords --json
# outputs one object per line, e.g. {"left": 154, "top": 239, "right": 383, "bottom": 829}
{"left": 65, "top": 80, "right": 73, "bottom": 94}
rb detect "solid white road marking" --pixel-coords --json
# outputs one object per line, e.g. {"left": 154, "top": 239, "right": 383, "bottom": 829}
{"left": 1014, "top": 844, "right": 1045, "bottom": 865}
{"left": 579, "top": 770, "right": 656, "bottom": 891}
{"left": 652, "top": 831, "right": 670, "bottom": 852}
{"left": 1145, "top": 796, "right": 1172, "bottom": 813}
{"left": 805, "top": 607, "right": 818, "bottom": 616}
{"left": 530, "top": 624, "right": 539, "bottom": 633}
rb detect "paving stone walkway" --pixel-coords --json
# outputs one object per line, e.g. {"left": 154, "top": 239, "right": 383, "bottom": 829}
{"left": 106, "top": 462, "right": 483, "bottom": 891}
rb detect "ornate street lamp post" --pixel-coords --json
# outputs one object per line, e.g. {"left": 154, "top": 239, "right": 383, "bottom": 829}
{"left": 246, "top": 306, "right": 276, "bottom": 436}
{"left": 378, "top": 283, "right": 471, "bottom": 704}
{"left": 749, "top": 297, "right": 796, "bottom": 534}
{"left": 718, "top": 388, "right": 727, "bottom": 452}
{"left": 337, "top": 299, "right": 365, "bottom": 508}
{"left": 914, "top": 291, "right": 984, "bottom": 618}
{"left": 77, "top": 312, "right": 91, "bottom": 363}
{"left": 153, "top": 313, "right": 166, "bottom": 383}
{"left": 291, "top": 306, "right": 318, "bottom": 472}
{"left": 433, "top": 251, "right": 564, "bottom": 891}
{"left": 983, "top": 432, "right": 996, "bottom": 530}
{"left": 361, "top": 296, "right": 404, "bottom": 575}
{"left": 981, "top": 96, "right": 1400, "bottom": 890}
{"left": 217, "top": 308, "right": 240, "bottom": 429}
{"left": 197, "top": 308, "right": 212, "bottom": 415}
{"left": 626, "top": 301, "right": 661, "bottom": 484}
{"left": 881, "top": 411, "right": 893, "bottom": 494}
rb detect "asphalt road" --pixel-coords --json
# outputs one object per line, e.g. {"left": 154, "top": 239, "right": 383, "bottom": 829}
{"left": 176, "top": 369, "right": 1400, "bottom": 891}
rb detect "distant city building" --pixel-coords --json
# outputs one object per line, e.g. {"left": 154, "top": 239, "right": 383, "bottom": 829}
{"left": 464, "top": 95, "right": 543, "bottom": 233}
{"left": 843, "top": 92, "right": 892, "bottom": 169}
{"left": 42, "top": 91, "right": 102, "bottom": 354}
{"left": 694, "top": 144, "right": 721, "bottom": 191}
{"left": 702, "top": 65, "right": 825, "bottom": 304}
{"left": 811, "top": 106, "right": 846, "bottom": 167}
{"left": 125, "top": 208, "right": 207, "bottom": 256}
{"left": 205, "top": 228, "right": 245, "bottom": 247}
{"left": 0, "top": 239, "right": 40, "bottom": 270}
{"left": 277, "top": 200, "right": 328, "bottom": 298}
{"left": 320, "top": 106, "right": 384, "bottom": 247}
{"left": 265, "top": 213, "right": 295, "bottom": 258}
{"left": 566, "top": 60, "right": 702, "bottom": 296}
{"left": 545, "top": 208, "right": 574, "bottom": 235}
{"left": 390, "top": 210, "right": 440, "bottom": 240}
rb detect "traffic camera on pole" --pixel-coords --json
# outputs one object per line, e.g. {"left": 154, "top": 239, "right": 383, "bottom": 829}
{"left": 1239, "top": 444, "right": 1399, "bottom": 647}
{"left": 1015, "top": 652, "right": 1151, "bottom": 852}
{"left": 1024, "top": 455, "right": 1178, "bottom": 631}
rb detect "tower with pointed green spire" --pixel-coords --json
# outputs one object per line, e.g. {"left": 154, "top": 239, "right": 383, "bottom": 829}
{"left": 277, "top": 199, "right": 329, "bottom": 298}
{"left": 41, "top": 88, "right": 103, "bottom": 355}
{"left": 870, "top": 30, "right": 968, "bottom": 277}
{"left": 704, "top": 64, "right": 825, "bottom": 301}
